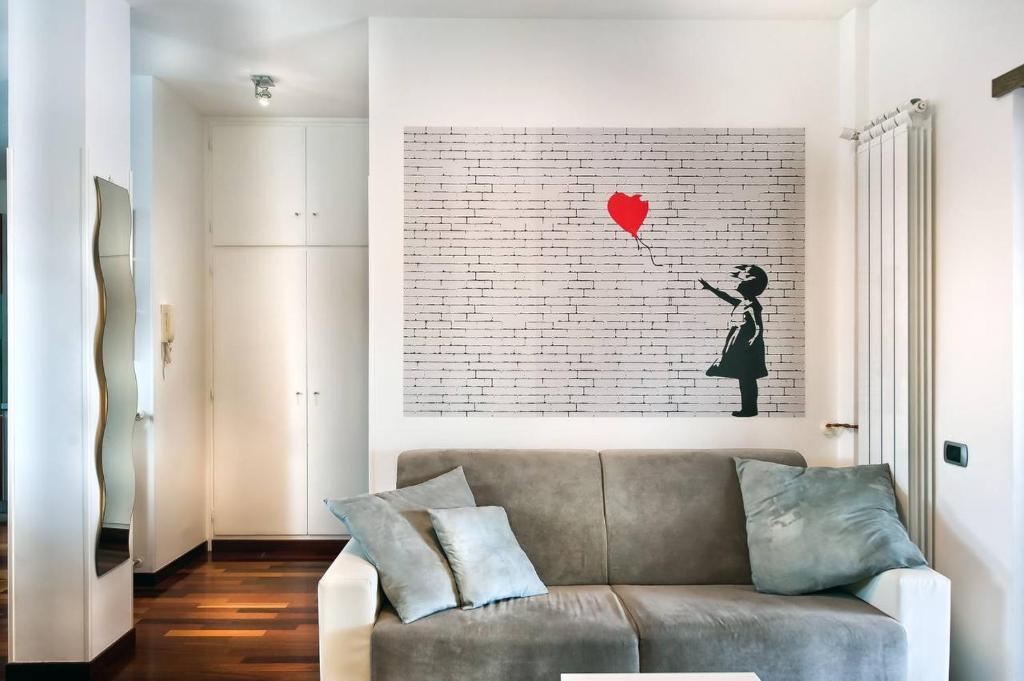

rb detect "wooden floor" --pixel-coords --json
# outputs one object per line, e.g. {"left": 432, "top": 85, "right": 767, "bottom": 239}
{"left": 114, "top": 555, "right": 330, "bottom": 680}
{"left": 0, "top": 528, "right": 330, "bottom": 680}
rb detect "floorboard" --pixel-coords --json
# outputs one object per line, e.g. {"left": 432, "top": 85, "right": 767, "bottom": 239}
{"left": 0, "top": 527, "right": 329, "bottom": 680}
{"left": 117, "top": 555, "right": 329, "bottom": 680}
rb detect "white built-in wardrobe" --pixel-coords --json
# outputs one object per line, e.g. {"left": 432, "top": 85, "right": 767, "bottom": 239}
{"left": 207, "top": 121, "right": 368, "bottom": 537}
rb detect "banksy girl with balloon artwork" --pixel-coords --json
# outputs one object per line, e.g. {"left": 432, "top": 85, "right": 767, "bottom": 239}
{"left": 698, "top": 266, "right": 769, "bottom": 417}
{"left": 607, "top": 191, "right": 770, "bottom": 417}
{"left": 403, "top": 126, "right": 804, "bottom": 417}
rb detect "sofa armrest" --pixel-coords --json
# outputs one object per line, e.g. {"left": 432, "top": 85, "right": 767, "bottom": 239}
{"left": 845, "top": 566, "right": 950, "bottom": 681}
{"left": 318, "top": 543, "right": 380, "bottom": 681}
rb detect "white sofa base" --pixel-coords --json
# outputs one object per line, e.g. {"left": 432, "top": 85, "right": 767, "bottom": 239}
{"left": 318, "top": 543, "right": 380, "bottom": 681}
{"left": 845, "top": 566, "right": 951, "bottom": 681}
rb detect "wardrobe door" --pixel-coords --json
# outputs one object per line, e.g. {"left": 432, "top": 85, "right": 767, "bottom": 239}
{"left": 306, "top": 125, "right": 368, "bottom": 246}
{"left": 210, "top": 125, "right": 306, "bottom": 246}
{"left": 213, "top": 248, "right": 308, "bottom": 535}
{"left": 306, "top": 247, "right": 369, "bottom": 535}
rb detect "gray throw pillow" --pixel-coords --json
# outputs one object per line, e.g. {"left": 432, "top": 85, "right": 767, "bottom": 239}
{"left": 428, "top": 506, "right": 548, "bottom": 609}
{"left": 735, "top": 459, "right": 927, "bottom": 595}
{"left": 325, "top": 467, "right": 476, "bottom": 623}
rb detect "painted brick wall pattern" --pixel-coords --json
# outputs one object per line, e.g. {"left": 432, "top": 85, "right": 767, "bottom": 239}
{"left": 404, "top": 126, "right": 805, "bottom": 416}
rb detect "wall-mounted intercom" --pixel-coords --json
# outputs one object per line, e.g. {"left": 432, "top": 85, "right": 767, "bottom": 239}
{"left": 160, "top": 303, "right": 175, "bottom": 377}
{"left": 943, "top": 441, "right": 968, "bottom": 468}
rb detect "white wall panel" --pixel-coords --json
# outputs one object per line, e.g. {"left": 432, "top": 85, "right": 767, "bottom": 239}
{"left": 210, "top": 125, "right": 306, "bottom": 246}
{"left": 131, "top": 76, "right": 208, "bottom": 572}
{"left": 212, "top": 248, "right": 308, "bottom": 535}
{"left": 307, "top": 248, "right": 369, "bottom": 535}
{"left": 307, "top": 124, "right": 368, "bottom": 246}
{"left": 207, "top": 121, "right": 368, "bottom": 538}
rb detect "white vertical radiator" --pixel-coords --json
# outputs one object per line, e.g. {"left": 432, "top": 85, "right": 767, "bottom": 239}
{"left": 851, "top": 99, "right": 934, "bottom": 560}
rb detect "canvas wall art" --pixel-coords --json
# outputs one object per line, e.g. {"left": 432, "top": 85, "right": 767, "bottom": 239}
{"left": 403, "top": 126, "right": 805, "bottom": 417}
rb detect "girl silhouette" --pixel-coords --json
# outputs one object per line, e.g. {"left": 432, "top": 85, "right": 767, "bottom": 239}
{"left": 698, "top": 265, "right": 769, "bottom": 417}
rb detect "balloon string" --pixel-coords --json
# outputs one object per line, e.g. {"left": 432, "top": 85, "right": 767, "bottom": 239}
{"left": 636, "top": 236, "right": 663, "bottom": 267}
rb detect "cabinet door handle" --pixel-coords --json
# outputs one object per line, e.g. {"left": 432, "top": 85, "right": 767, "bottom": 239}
{"left": 295, "top": 391, "right": 304, "bottom": 404}
{"left": 312, "top": 211, "right": 319, "bottom": 217}
{"left": 294, "top": 211, "right": 302, "bottom": 216}
{"left": 313, "top": 391, "right": 321, "bottom": 404}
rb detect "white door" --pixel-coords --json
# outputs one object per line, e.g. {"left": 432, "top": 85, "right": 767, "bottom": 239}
{"left": 213, "top": 248, "right": 308, "bottom": 535}
{"left": 306, "top": 125, "right": 368, "bottom": 246}
{"left": 210, "top": 125, "right": 307, "bottom": 246}
{"left": 306, "top": 247, "right": 369, "bottom": 534}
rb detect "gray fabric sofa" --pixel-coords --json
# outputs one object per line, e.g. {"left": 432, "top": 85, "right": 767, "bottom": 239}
{"left": 318, "top": 449, "right": 951, "bottom": 681}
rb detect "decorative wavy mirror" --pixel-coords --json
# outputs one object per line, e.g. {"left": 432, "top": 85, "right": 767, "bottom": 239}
{"left": 94, "top": 177, "right": 137, "bottom": 576}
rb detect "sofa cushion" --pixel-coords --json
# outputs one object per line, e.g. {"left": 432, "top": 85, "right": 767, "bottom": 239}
{"left": 612, "top": 584, "right": 907, "bottom": 681}
{"left": 601, "top": 449, "right": 806, "bottom": 584}
{"left": 371, "top": 585, "right": 639, "bottom": 681}
{"left": 429, "top": 506, "right": 548, "bottom": 609}
{"left": 736, "top": 459, "right": 927, "bottom": 595}
{"left": 324, "top": 467, "right": 476, "bottom": 623}
{"left": 397, "top": 449, "right": 607, "bottom": 585}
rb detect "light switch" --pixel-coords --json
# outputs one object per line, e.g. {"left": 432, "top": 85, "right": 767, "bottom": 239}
{"left": 943, "top": 441, "right": 968, "bottom": 468}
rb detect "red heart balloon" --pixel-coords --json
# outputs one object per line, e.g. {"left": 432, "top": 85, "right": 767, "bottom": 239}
{"left": 607, "top": 192, "right": 649, "bottom": 238}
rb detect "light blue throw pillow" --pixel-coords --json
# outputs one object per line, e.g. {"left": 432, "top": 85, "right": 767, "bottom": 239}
{"left": 325, "top": 467, "right": 476, "bottom": 623}
{"left": 429, "top": 506, "right": 548, "bottom": 609}
{"left": 735, "top": 458, "right": 927, "bottom": 595}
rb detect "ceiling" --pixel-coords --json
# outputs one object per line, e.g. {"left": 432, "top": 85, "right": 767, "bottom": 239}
{"left": 130, "top": 0, "right": 871, "bottom": 117}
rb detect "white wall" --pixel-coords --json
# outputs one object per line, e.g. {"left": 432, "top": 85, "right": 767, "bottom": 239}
{"left": 8, "top": 0, "right": 133, "bottom": 663}
{"left": 834, "top": 8, "right": 867, "bottom": 466}
{"left": 1014, "top": 87, "right": 1024, "bottom": 681}
{"left": 150, "top": 77, "right": 206, "bottom": 568}
{"left": 84, "top": 0, "right": 133, "bottom": 657}
{"left": 131, "top": 75, "right": 207, "bottom": 573}
{"left": 132, "top": 75, "right": 156, "bottom": 572}
{"left": 368, "top": 17, "right": 851, "bottom": 490}
{"left": 1016, "top": 87, "right": 1024, "bottom": 681}
{"left": 8, "top": 0, "right": 90, "bottom": 660}
{"left": 864, "top": 1, "right": 1024, "bottom": 679}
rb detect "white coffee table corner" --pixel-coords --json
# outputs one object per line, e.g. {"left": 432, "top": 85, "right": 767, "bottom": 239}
{"left": 561, "top": 671, "right": 761, "bottom": 675}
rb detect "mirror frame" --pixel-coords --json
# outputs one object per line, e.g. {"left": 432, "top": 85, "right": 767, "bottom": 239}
{"left": 92, "top": 176, "right": 137, "bottom": 576}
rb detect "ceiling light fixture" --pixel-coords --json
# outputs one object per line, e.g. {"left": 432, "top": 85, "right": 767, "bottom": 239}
{"left": 251, "top": 74, "right": 275, "bottom": 107}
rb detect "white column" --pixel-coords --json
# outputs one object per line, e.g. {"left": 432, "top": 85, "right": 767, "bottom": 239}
{"left": 8, "top": 0, "right": 132, "bottom": 663}
{"left": 1011, "top": 88, "right": 1024, "bottom": 681}
{"left": 837, "top": 7, "right": 869, "bottom": 463}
